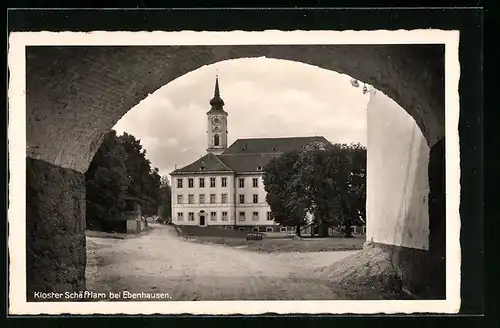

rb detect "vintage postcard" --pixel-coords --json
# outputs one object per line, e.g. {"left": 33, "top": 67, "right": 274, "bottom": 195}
{"left": 8, "top": 29, "right": 460, "bottom": 315}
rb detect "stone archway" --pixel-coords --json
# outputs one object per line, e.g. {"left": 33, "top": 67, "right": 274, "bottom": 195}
{"left": 25, "top": 44, "right": 445, "bottom": 300}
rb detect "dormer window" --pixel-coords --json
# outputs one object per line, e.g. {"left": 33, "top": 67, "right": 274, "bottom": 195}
{"left": 272, "top": 147, "right": 276, "bottom": 151}
{"left": 200, "top": 166, "right": 206, "bottom": 171}
{"left": 257, "top": 166, "right": 263, "bottom": 171}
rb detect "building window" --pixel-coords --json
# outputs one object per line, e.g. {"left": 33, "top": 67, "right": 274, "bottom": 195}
{"left": 177, "top": 194, "right": 184, "bottom": 204}
{"left": 188, "top": 212, "right": 194, "bottom": 221}
{"left": 239, "top": 178, "right": 245, "bottom": 188}
{"left": 238, "top": 211, "right": 246, "bottom": 221}
{"left": 267, "top": 212, "right": 273, "bottom": 221}
{"left": 222, "top": 211, "right": 228, "bottom": 221}
{"left": 214, "top": 134, "right": 220, "bottom": 146}
{"left": 188, "top": 178, "right": 194, "bottom": 188}
{"left": 253, "top": 194, "right": 258, "bottom": 204}
{"left": 210, "top": 194, "right": 216, "bottom": 204}
{"left": 177, "top": 178, "right": 183, "bottom": 188}
{"left": 199, "top": 194, "right": 205, "bottom": 204}
{"left": 252, "top": 212, "right": 259, "bottom": 221}
{"left": 239, "top": 227, "right": 247, "bottom": 231}
{"left": 188, "top": 194, "right": 194, "bottom": 204}
{"left": 221, "top": 193, "right": 228, "bottom": 203}
{"left": 199, "top": 178, "right": 205, "bottom": 188}
{"left": 280, "top": 227, "right": 287, "bottom": 232}
{"left": 221, "top": 177, "right": 227, "bottom": 187}
{"left": 253, "top": 227, "right": 259, "bottom": 232}
{"left": 257, "top": 166, "right": 263, "bottom": 171}
{"left": 210, "top": 177, "right": 216, "bottom": 187}
{"left": 266, "top": 227, "right": 273, "bottom": 232}
{"left": 210, "top": 212, "right": 217, "bottom": 221}
{"left": 177, "top": 212, "right": 184, "bottom": 221}
{"left": 239, "top": 194, "right": 245, "bottom": 204}
{"left": 252, "top": 178, "right": 258, "bottom": 188}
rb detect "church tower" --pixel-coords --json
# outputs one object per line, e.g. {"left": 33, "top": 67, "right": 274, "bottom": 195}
{"left": 206, "top": 76, "right": 228, "bottom": 155}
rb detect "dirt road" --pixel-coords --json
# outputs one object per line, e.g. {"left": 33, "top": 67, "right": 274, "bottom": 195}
{"left": 86, "top": 224, "right": 356, "bottom": 301}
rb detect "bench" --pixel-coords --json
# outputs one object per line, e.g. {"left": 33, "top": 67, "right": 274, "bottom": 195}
{"left": 246, "top": 233, "right": 264, "bottom": 241}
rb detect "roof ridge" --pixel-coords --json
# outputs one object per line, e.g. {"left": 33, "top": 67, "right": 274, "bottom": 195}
{"left": 212, "top": 153, "right": 235, "bottom": 171}
{"left": 233, "top": 136, "right": 326, "bottom": 141}
{"left": 219, "top": 152, "right": 283, "bottom": 156}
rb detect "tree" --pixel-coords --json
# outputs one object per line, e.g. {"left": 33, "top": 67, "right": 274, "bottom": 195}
{"left": 263, "top": 151, "right": 309, "bottom": 236}
{"left": 85, "top": 130, "right": 164, "bottom": 230}
{"left": 262, "top": 142, "right": 366, "bottom": 238}
{"left": 85, "top": 130, "right": 130, "bottom": 230}
{"left": 157, "top": 175, "right": 172, "bottom": 222}
{"left": 297, "top": 143, "right": 366, "bottom": 237}
{"left": 118, "top": 132, "right": 162, "bottom": 216}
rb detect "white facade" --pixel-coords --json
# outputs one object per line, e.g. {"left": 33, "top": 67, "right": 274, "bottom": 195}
{"left": 171, "top": 172, "right": 276, "bottom": 228}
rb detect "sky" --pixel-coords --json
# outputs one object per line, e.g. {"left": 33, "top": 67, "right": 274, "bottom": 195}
{"left": 113, "top": 58, "right": 370, "bottom": 177}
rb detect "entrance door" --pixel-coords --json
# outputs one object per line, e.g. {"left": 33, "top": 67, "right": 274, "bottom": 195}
{"left": 199, "top": 215, "right": 206, "bottom": 226}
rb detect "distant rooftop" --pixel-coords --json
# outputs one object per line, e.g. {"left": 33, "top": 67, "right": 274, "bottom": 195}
{"left": 223, "top": 136, "right": 331, "bottom": 154}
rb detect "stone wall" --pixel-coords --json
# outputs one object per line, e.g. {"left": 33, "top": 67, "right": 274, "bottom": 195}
{"left": 26, "top": 157, "right": 86, "bottom": 301}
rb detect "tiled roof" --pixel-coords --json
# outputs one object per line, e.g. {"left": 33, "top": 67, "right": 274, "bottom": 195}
{"left": 171, "top": 152, "right": 233, "bottom": 174}
{"left": 223, "top": 136, "right": 331, "bottom": 154}
{"left": 217, "top": 153, "right": 282, "bottom": 174}
{"left": 171, "top": 136, "right": 333, "bottom": 175}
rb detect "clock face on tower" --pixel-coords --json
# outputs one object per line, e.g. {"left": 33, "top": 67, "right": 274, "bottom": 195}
{"left": 211, "top": 115, "right": 221, "bottom": 126}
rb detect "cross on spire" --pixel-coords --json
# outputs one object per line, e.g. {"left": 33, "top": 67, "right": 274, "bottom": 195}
{"left": 209, "top": 74, "right": 225, "bottom": 109}
{"left": 214, "top": 74, "right": 220, "bottom": 97}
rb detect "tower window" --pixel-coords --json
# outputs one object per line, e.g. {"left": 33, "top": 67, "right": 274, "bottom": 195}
{"left": 214, "top": 134, "right": 220, "bottom": 146}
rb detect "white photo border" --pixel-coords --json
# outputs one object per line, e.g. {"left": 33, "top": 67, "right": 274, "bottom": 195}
{"left": 7, "top": 29, "right": 461, "bottom": 315}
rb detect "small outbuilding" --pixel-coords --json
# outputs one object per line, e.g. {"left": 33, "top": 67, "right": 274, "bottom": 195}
{"left": 101, "top": 197, "right": 146, "bottom": 234}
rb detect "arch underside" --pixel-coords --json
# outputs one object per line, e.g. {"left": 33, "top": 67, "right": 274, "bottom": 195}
{"left": 26, "top": 44, "right": 445, "bottom": 173}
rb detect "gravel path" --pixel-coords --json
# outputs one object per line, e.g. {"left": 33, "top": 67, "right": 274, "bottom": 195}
{"left": 86, "top": 224, "right": 356, "bottom": 301}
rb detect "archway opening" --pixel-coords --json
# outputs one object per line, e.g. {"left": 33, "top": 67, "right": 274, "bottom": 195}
{"left": 25, "top": 45, "right": 445, "bottom": 301}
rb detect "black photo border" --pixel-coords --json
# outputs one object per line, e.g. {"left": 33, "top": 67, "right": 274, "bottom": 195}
{"left": 4, "top": 5, "right": 488, "bottom": 328}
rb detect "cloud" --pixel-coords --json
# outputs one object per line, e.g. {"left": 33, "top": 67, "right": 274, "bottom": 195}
{"left": 112, "top": 58, "right": 370, "bottom": 176}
